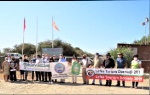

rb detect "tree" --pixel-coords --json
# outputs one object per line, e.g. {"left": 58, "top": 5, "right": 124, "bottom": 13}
{"left": 38, "top": 39, "right": 77, "bottom": 56}
{"left": 108, "top": 47, "right": 134, "bottom": 68}
{"left": 133, "top": 36, "right": 150, "bottom": 45}
{"left": 2, "top": 39, "right": 93, "bottom": 57}
{"left": 38, "top": 39, "right": 93, "bottom": 56}
{"left": 3, "top": 47, "right": 13, "bottom": 54}
{"left": 13, "top": 43, "right": 36, "bottom": 56}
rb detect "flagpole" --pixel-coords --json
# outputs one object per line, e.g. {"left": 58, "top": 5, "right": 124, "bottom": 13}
{"left": 52, "top": 16, "right": 54, "bottom": 48}
{"left": 22, "top": 29, "right": 24, "bottom": 57}
{"left": 22, "top": 17, "right": 25, "bottom": 57}
{"left": 36, "top": 18, "right": 38, "bottom": 58}
{"left": 145, "top": 24, "right": 146, "bottom": 45}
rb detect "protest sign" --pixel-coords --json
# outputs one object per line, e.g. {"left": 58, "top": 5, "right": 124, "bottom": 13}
{"left": 19, "top": 62, "right": 50, "bottom": 72}
{"left": 50, "top": 62, "right": 68, "bottom": 79}
{"left": 86, "top": 68, "right": 144, "bottom": 82}
{"left": 71, "top": 62, "right": 81, "bottom": 75}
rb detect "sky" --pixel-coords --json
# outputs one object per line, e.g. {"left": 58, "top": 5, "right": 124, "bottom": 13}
{"left": 0, "top": 1, "right": 149, "bottom": 55}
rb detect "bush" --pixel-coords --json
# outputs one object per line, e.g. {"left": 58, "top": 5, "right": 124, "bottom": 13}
{"left": 108, "top": 47, "right": 134, "bottom": 68}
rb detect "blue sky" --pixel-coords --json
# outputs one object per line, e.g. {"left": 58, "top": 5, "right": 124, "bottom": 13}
{"left": 0, "top": 1, "right": 149, "bottom": 54}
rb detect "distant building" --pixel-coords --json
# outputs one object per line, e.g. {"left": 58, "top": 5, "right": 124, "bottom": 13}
{"left": 118, "top": 43, "right": 150, "bottom": 73}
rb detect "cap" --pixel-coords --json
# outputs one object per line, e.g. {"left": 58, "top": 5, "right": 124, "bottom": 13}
{"left": 83, "top": 54, "right": 87, "bottom": 57}
{"left": 106, "top": 53, "right": 111, "bottom": 57}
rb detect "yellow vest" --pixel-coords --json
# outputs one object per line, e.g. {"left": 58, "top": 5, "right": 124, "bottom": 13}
{"left": 131, "top": 60, "right": 140, "bottom": 69}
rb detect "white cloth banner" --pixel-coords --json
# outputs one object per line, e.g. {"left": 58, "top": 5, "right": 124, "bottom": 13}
{"left": 50, "top": 62, "right": 69, "bottom": 79}
{"left": 86, "top": 68, "right": 144, "bottom": 76}
{"left": 19, "top": 62, "right": 50, "bottom": 72}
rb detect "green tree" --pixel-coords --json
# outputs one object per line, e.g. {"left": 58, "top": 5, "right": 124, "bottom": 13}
{"left": 3, "top": 47, "right": 13, "bottom": 54}
{"left": 38, "top": 39, "right": 77, "bottom": 56}
{"left": 13, "top": 43, "right": 36, "bottom": 56}
{"left": 108, "top": 47, "right": 134, "bottom": 68}
{"left": 38, "top": 39, "right": 93, "bottom": 56}
{"left": 133, "top": 36, "right": 150, "bottom": 45}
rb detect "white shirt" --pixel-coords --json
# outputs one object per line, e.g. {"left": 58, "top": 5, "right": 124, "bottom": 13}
{"left": 36, "top": 58, "right": 42, "bottom": 64}
{"left": 81, "top": 57, "right": 91, "bottom": 68}
{"left": 7, "top": 58, "right": 11, "bottom": 63}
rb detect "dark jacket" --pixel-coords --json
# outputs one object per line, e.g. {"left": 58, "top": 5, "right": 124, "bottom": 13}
{"left": 49, "top": 57, "right": 55, "bottom": 62}
{"left": 103, "top": 58, "right": 115, "bottom": 68}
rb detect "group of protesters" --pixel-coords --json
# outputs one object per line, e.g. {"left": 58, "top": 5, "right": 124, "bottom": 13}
{"left": 1, "top": 52, "right": 142, "bottom": 89}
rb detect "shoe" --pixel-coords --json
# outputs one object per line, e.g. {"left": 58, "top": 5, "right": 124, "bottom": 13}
{"left": 22, "top": 79, "right": 25, "bottom": 81}
{"left": 92, "top": 83, "right": 95, "bottom": 85}
{"left": 83, "top": 83, "right": 86, "bottom": 84}
{"left": 135, "top": 87, "right": 138, "bottom": 89}
{"left": 100, "top": 83, "right": 103, "bottom": 86}
{"left": 123, "top": 84, "right": 125, "bottom": 87}
{"left": 105, "top": 84, "right": 108, "bottom": 86}
{"left": 130, "top": 86, "right": 134, "bottom": 88}
{"left": 116, "top": 84, "right": 120, "bottom": 86}
{"left": 59, "top": 82, "right": 65, "bottom": 83}
{"left": 50, "top": 82, "right": 53, "bottom": 84}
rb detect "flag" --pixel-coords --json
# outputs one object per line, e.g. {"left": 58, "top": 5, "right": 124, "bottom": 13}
{"left": 52, "top": 20, "right": 59, "bottom": 31}
{"left": 71, "top": 62, "right": 81, "bottom": 75}
{"left": 23, "top": 18, "right": 26, "bottom": 31}
{"left": 146, "top": 17, "right": 149, "bottom": 23}
{"left": 142, "top": 22, "right": 145, "bottom": 26}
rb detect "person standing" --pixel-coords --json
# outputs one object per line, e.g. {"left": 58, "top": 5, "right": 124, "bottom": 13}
{"left": 19, "top": 57, "right": 25, "bottom": 81}
{"left": 2, "top": 57, "right": 10, "bottom": 82}
{"left": 131, "top": 54, "right": 142, "bottom": 89}
{"left": 92, "top": 53, "right": 103, "bottom": 85}
{"left": 116, "top": 53, "right": 126, "bottom": 87}
{"left": 49, "top": 56, "right": 54, "bottom": 84}
{"left": 35, "top": 55, "right": 42, "bottom": 82}
{"left": 24, "top": 55, "right": 29, "bottom": 82}
{"left": 7, "top": 55, "right": 11, "bottom": 80}
{"left": 44, "top": 54, "right": 50, "bottom": 82}
{"left": 58, "top": 54, "right": 67, "bottom": 83}
{"left": 71, "top": 54, "right": 79, "bottom": 84}
{"left": 103, "top": 53, "right": 115, "bottom": 87}
{"left": 9, "top": 57, "right": 17, "bottom": 82}
{"left": 80, "top": 54, "right": 92, "bottom": 85}
{"left": 41, "top": 54, "right": 46, "bottom": 82}
{"left": 31, "top": 55, "right": 36, "bottom": 81}
{"left": 53, "top": 55, "right": 58, "bottom": 82}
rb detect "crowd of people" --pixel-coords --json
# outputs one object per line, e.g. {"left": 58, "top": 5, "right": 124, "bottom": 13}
{"left": 1, "top": 52, "right": 142, "bottom": 89}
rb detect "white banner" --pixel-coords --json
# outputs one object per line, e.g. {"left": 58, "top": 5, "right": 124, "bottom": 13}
{"left": 50, "top": 62, "right": 69, "bottom": 79}
{"left": 19, "top": 62, "right": 50, "bottom": 72}
{"left": 86, "top": 68, "right": 144, "bottom": 76}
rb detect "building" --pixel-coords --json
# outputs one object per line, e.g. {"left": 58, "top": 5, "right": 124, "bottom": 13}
{"left": 117, "top": 43, "right": 150, "bottom": 73}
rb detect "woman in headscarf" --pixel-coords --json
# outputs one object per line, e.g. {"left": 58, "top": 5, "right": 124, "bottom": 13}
{"left": 2, "top": 57, "right": 10, "bottom": 82}
{"left": 71, "top": 54, "right": 79, "bottom": 84}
